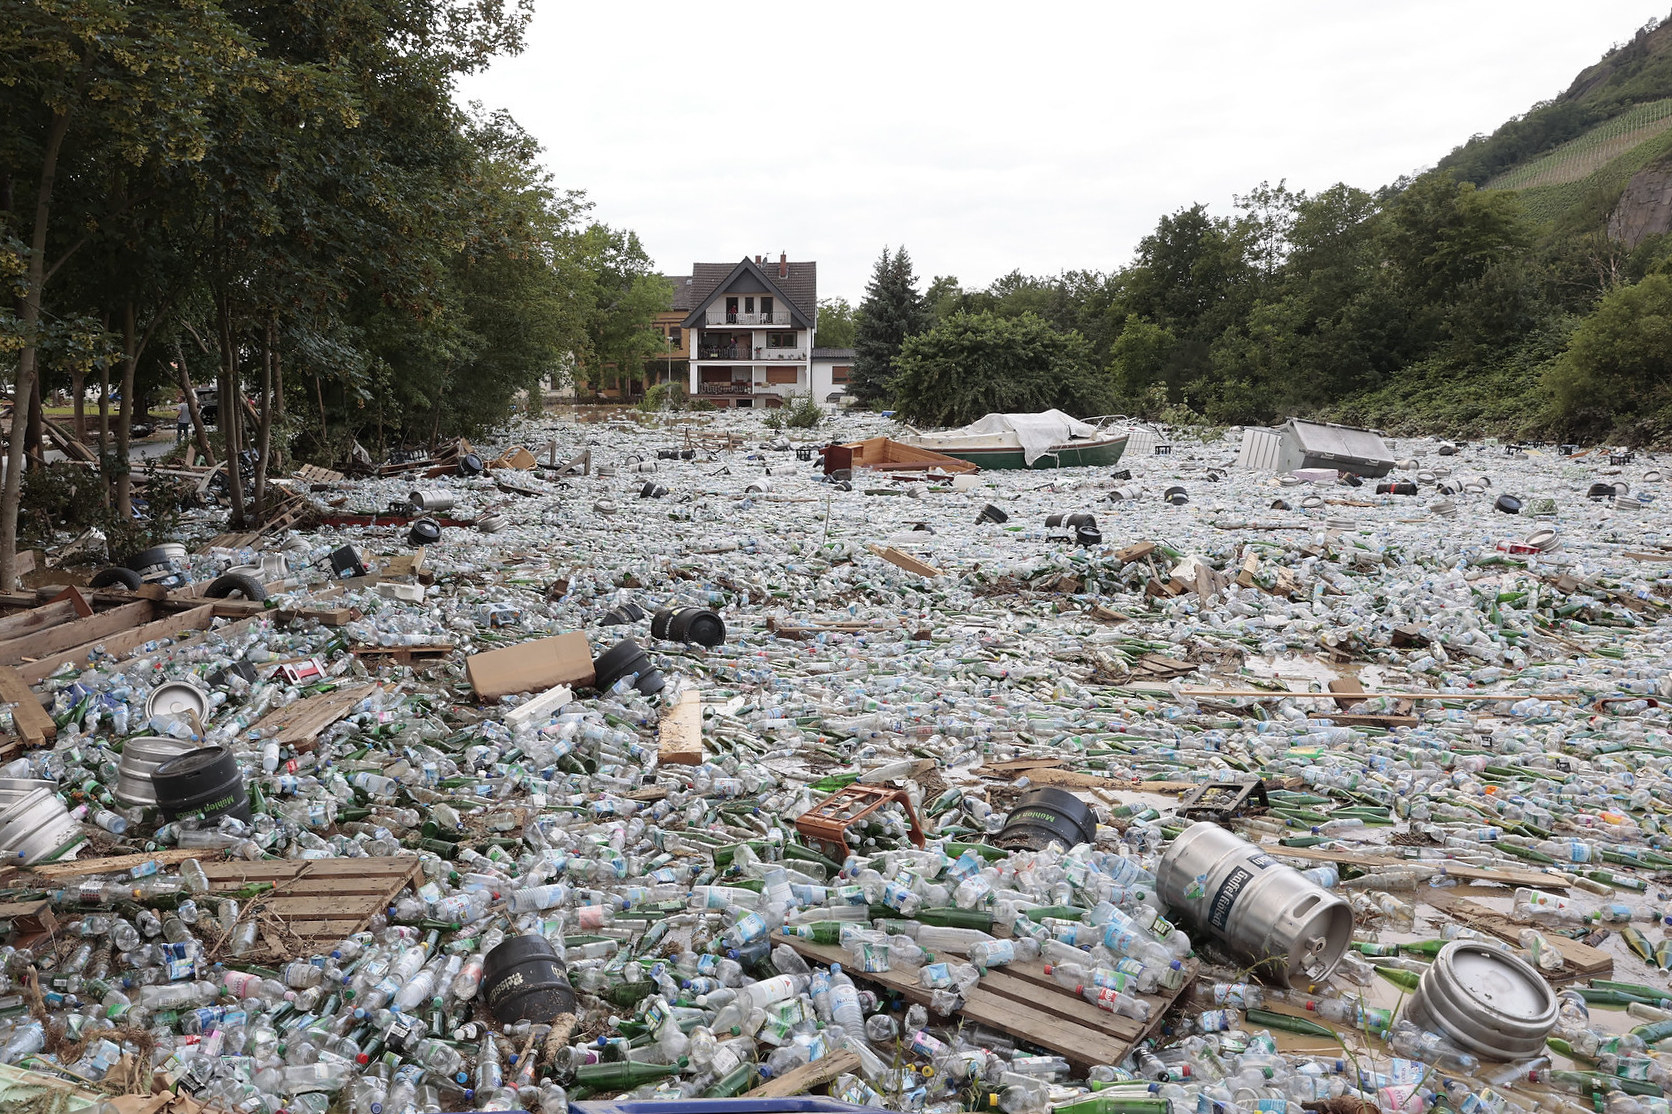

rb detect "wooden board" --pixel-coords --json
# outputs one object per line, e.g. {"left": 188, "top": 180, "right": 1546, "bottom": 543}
{"left": 244, "top": 684, "right": 382, "bottom": 751}
{"left": 744, "top": 1049, "right": 860, "bottom": 1098}
{"left": 1423, "top": 890, "right": 1612, "bottom": 979}
{"left": 200, "top": 856, "right": 421, "bottom": 961}
{"left": 0, "top": 600, "right": 81, "bottom": 642}
{"left": 0, "top": 665, "right": 55, "bottom": 748}
{"left": 0, "top": 600, "right": 154, "bottom": 666}
{"left": 867, "top": 544, "right": 942, "bottom": 579}
{"left": 16, "top": 602, "right": 220, "bottom": 685}
{"left": 657, "top": 689, "right": 704, "bottom": 766}
{"left": 775, "top": 933, "right": 1188, "bottom": 1071}
{"left": 24, "top": 849, "right": 201, "bottom": 879}
{"left": 1261, "top": 842, "right": 1566, "bottom": 890}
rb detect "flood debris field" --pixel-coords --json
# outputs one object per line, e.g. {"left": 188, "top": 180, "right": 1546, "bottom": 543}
{"left": 0, "top": 409, "right": 1670, "bottom": 1114}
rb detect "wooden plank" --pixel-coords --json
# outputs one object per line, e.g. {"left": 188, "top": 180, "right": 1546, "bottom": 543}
{"left": 0, "top": 600, "right": 80, "bottom": 641}
{"left": 0, "top": 600, "right": 154, "bottom": 666}
{"left": 866, "top": 544, "right": 942, "bottom": 578}
{"left": 1261, "top": 843, "right": 1565, "bottom": 890}
{"left": 658, "top": 689, "right": 704, "bottom": 766}
{"left": 0, "top": 666, "right": 55, "bottom": 748}
{"left": 744, "top": 1049, "right": 860, "bottom": 1098}
{"left": 775, "top": 934, "right": 1165, "bottom": 1070}
{"left": 1423, "top": 890, "right": 1611, "bottom": 978}
{"left": 0, "top": 899, "right": 56, "bottom": 935}
{"left": 1328, "top": 677, "right": 1366, "bottom": 710}
{"left": 243, "top": 684, "right": 381, "bottom": 751}
{"left": 25, "top": 849, "right": 200, "bottom": 879}
{"left": 17, "top": 603, "right": 219, "bottom": 685}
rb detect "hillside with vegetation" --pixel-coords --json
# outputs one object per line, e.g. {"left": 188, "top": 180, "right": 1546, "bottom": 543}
{"left": 851, "top": 12, "right": 1672, "bottom": 447}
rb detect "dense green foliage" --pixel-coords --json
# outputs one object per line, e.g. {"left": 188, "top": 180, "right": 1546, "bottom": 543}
{"left": 892, "top": 312, "right": 1107, "bottom": 427}
{"left": 815, "top": 297, "right": 858, "bottom": 349}
{"left": 0, "top": 0, "right": 665, "bottom": 581}
{"left": 850, "top": 247, "right": 929, "bottom": 405}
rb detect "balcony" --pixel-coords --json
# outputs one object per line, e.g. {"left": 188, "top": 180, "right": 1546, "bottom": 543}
{"left": 696, "top": 347, "right": 809, "bottom": 362}
{"left": 698, "top": 381, "right": 770, "bottom": 395}
{"left": 704, "top": 309, "right": 792, "bottom": 326}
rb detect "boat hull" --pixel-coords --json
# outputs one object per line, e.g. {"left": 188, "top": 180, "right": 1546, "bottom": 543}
{"left": 909, "top": 434, "right": 1128, "bottom": 470}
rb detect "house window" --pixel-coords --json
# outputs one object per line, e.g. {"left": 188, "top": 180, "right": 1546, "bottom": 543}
{"left": 766, "top": 367, "right": 799, "bottom": 385}
{"left": 744, "top": 297, "right": 754, "bottom": 314}
{"left": 761, "top": 296, "right": 774, "bottom": 320}
{"left": 725, "top": 297, "right": 737, "bottom": 322}
{"left": 831, "top": 365, "right": 851, "bottom": 383}
{"left": 668, "top": 327, "right": 682, "bottom": 347}
{"left": 766, "top": 332, "right": 797, "bottom": 349}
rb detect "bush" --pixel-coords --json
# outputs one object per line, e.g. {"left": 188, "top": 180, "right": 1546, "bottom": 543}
{"left": 763, "top": 394, "right": 825, "bottom": 430}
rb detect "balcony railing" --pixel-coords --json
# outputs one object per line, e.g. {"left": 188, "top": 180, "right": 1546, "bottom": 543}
{"left": 697, "top": 381, "right": 765, "bottom": 395}
{"left": 696, "top": 348, "right": 809, "bottom": 362}
{"left": 704, "top": 309, "right": 792, "bottom": 326}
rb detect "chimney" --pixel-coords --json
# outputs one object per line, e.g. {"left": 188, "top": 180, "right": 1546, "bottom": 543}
{"left": 779, "top": 252, "right": 788, "bottom": 279}
{"left": 754, "top": 255, "right": 762, "bottom": 264}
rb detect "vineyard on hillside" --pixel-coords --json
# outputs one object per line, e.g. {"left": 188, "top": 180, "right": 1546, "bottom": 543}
{"left": 1512, "top": 123, "right": 1672, "bottom": 225}
{"left": 1487, "top": 98, "right": 1672, "bottom": 191}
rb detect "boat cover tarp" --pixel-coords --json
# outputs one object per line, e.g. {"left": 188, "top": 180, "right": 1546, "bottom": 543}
{"left": 941, "top": 410, "right": 1100, "bottom": 466}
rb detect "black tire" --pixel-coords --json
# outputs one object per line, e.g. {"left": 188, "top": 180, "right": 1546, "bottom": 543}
{"left": 205, "top": 572, "right": 267, "bottom": 602}
{"left": 89, "top": 567, "right": 143, "bottom": 591}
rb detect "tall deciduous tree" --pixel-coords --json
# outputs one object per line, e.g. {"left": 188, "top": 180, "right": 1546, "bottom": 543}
{"left": 850, "top": 246, "right": 928, "bottom": 405}
{"left": 814, "top": 297, "right": 857, "bottom": 348}
{"left": 892, "top": 311, "right": 1109, "bottom": 427}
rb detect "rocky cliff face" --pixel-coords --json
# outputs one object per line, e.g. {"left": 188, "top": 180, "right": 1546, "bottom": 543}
{"left": 1609, "top": 162, "right": 1672, "bottom": 246}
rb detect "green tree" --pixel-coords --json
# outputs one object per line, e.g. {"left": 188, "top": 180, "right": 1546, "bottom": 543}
{"left": 814, "top": 297, "right": 857, "bottom": 348}
{"left": 1107, "top": 315, "right": 1177, "bottom": 403}
{"left": 892, "top": 311, "right": 1109, "bottom": 426}
{"left": 850, "top": 246, "right": 929, "bottom": 405}
{"left": 1546, "top": 272, "right": 1672, "bottom": 435}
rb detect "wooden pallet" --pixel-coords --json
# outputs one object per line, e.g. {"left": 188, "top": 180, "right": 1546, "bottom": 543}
{"left": 244, "top": 683, "right": 382, "bottom": 751}
{"left": 202, "top": 856, "right": 421, "bottom": 960}
{"left": 775, "top": 934, "right": 1189, "bottom": 1070}
{"left": 293, "top": 463, "right": 346, "bottom": 484}
{"left": 350, "top": 644, "right": 453, "bottom": 665}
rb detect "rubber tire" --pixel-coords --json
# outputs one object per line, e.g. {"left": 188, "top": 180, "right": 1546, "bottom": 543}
{"left": 205, "top": 572, "right": 267, "bottom": 602}
{"left": 89, "top": 566, "right": 143, "bottom": 591}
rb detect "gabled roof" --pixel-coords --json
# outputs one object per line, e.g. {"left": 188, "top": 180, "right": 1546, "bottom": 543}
{"left": 666, "top": 274, "right": 697, "bottom": 312}
{"left": 681, "top": 258, "right": 817, "bottom": 329}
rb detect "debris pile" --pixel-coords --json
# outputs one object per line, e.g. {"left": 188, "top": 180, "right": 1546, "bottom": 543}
{"left": 0, "top": 411, "right": 1669, "bottom": 1114}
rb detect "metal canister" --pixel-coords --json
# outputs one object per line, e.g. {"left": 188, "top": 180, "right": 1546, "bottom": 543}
{"left": 408, "top": 489, "right": 456, "bottom": 512}
{"left": 1156, "top": 821, "right": 1353, "bottom": 988}
{"left": 115, "top": 736, "right": 198, "bottom": 807}
{"left": 1402, "top": 941, "right": 1557, "bottom": 1060}
{"left": 0, "top": 787, "right": 84, "bottom": 866}
{"left": 146, "top": 681, "right": 210, "bottom": 725}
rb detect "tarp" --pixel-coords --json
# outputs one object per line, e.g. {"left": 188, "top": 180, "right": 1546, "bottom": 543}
{"left": 941, "top": 410, "right": 1101, "bottom": 466}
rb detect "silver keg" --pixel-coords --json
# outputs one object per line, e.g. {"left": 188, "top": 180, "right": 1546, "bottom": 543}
{"left": 1157, "top": 821, "right": 1354, "bottom": 988}
{"left": 1402, "top": 941, "right": 1557, "bottom": 1061}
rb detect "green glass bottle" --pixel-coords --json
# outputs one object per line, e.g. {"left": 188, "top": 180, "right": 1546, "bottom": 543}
{"left": 702, "top": 1062, "right": 755, "bottom": 1097}
{"left": 1374, "top": 966, "right": 1421, "bottom": 992}
{"left": 574, "top": 1058, "right": 688, "bottom": 1088}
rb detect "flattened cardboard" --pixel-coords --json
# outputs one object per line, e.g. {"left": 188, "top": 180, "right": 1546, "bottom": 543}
{"left": 467, "top": 632, "right": 595, "bottom": 699}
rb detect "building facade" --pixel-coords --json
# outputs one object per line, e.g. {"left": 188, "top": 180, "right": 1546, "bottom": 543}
{"left": 679, "top": 254, "right": 843, "bottom": 408}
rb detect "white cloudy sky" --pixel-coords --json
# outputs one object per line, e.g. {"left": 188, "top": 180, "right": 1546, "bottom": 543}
{"left": 456, "top": 1, "right": 1666, "bottom": 302}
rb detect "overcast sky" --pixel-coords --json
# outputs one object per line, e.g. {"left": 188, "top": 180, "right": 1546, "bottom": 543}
{"left": 455, "top": 1, "right": 1667, "bottom": 303}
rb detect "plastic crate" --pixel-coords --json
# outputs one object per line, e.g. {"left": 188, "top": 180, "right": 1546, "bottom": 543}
{"left": 572, "top": 1100, "right": 882, "bottom": 1114}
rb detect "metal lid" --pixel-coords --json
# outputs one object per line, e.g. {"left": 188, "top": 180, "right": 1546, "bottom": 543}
{"left": 1444, "top": 941, "right": 1556, "bottom": 1025}
{"left": 146, "top": 681, "right": 209, "bottom": 721}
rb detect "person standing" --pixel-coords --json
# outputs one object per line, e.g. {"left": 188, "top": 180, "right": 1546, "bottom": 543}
{"left": 176, "top": 394, "right": 191, "bottom": 444}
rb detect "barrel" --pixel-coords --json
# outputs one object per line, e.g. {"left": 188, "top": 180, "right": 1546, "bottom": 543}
{"left": 0, "top": 787, "right": 84, "bottom": 866}
{"left": 482, "top": 934, "right": 576, "bottom": 1024}
{"left": 1157, "top": 821, "right": 1353, "bottom": 988}
{"left": 407, "top": 489, "right": 456, "bottom": 512}
{"left": 1494, "top": 495, "right": 1522, "bottom": 514}
{"left": 407, "top": 518, "right": 442, "bottom": 546}
{"left": 976, "top": 504, "right": 1009, "bottom": 524}
{"left": 115, "top": 736, "right": 198, "bottom": 807}
{"left": 146, "top": 681, "right": 209, "bottom": 724}
{"left": 654, "top": 607, "right": 726, "bottom": 648}
{"left": 1402, "top": 941, "right": 1556, "bottom": 1060}
{"left": 994, "top": 788, "right": 1098, "bottom": 852}
{"left": 128, "top": 543, "right": 189, "bottom": 586}
{"left": 151, "top": 745, "right": 252, "bottom": 824}
{"left": 1163, "top": 486, "right": 1189, "bottom": 505}
{"left": 477, "top": 514, "right": 508, "bottom": 534}
{"left": 592, "top": 639, "right": 664, "bottom": 697}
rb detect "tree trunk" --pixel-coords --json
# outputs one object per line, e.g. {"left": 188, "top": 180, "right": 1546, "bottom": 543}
{"left": 71, "top": 369, "right": 85, "bottom": 441}
{"left": 173, "top": 337, "right": 215, "bottom": 466}
{"left": 23, "top": 374, "right": 44, "bottom": 465}
{"left": 115, "top": 300, "right": 137, "bottom": 518}
{"left": 252, "top": 314, "right": 274, "bottom": 518}
{"left": 0, "top": 109, "right": 70, "bottom": 591}
{"left": 216, "top": 294, "right": 246, "bottom": 526}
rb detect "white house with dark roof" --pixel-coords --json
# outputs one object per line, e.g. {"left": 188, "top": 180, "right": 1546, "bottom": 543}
{"left": 679, "top": 254, "right": 841, "bottom": 408}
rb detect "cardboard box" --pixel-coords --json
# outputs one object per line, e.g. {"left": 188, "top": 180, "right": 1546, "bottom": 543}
{"left": 466, "top": 632, "right": 595, "bottom": 699}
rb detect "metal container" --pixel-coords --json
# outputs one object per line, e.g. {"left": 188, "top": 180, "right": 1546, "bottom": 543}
{"left": 477, "top": 514, "right": 508, "bottom": 534}
{"left": 0, "top": 787, "right": 84, "bottom": 866}
{"left": 146, "top": 681, "right": 209, "bottom": 724}
{"left": 408, "top": 488, "right": 456, "bottom": 512}
{"left": 1234, "top": 427, "right": 1285, "bottom": 471}
{"left": 1403, "top": 941, "right": 1557, "bottom": 1061}
{"left": 1275, "top": 419, "right": 1395, "bottom": 478}
{"left": 1157, "top": 821, "right": 1353, "bottom": 988}
{"left": 115, "top": 735, "right": 198, "bottom": 807}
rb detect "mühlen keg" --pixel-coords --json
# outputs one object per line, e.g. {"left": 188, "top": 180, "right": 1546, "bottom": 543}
{"left": 1157, "top": 821, "right": 1353, "bottom": 987}
{"left": 1403, "top": 941, "right": 1557, "bottom": 1060}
